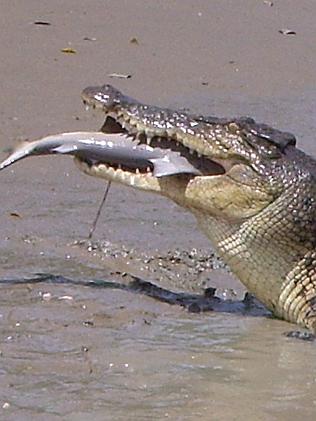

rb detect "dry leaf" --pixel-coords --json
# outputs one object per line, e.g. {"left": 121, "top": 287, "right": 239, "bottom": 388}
{"left": 34, "top": 21, "right": 51, "bottom": 26}
{"left": 130, "top": 37, "right": 139, "bottom": 45}
{"left": 61, "top": 47, "right": 77, "bottom": 54}
{"left": 108, "top": 73, "right": 132, "bottom": 79}
{"left": 10, "top": 211, "right": 21, "bottom": 218}
{"left": 279, "top": 29, "right": 296, "bottom": 35}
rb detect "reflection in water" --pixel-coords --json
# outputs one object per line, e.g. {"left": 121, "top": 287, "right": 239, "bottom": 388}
{"left": 0, "top": 275, "right": 315, "bottom": 420}
{"left": 0, "top": 272, "right": 269, "bottom": 315}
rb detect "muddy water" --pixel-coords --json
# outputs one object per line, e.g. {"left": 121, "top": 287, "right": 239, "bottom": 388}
{"left": 1, "top": 1, "right": 316, "bottom": 420}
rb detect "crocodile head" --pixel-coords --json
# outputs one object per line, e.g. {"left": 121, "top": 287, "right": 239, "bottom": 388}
{"left": 81, "top": 84, "right": 296, "bottom": 223}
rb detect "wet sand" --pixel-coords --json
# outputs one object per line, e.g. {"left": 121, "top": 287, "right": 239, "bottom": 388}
{"left": 1, "top": 1, "right": 316, "bottom": 419}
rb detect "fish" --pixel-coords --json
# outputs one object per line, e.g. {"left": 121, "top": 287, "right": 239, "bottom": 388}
{"left": 0, "top": 131, "right": 201, "bottom": 177}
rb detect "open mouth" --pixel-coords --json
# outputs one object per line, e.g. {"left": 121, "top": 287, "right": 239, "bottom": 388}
{"left": 82, "top": 98, "right": 226, "bottom": 179}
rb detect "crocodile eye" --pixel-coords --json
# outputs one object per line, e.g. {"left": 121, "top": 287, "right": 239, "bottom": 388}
{"left": 242, "top": 121, "right": 296, "bottom": 152}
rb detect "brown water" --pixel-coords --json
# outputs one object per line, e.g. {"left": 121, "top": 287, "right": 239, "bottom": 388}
{"left": 1, "top": 1, "right": 316, "bottom": 420}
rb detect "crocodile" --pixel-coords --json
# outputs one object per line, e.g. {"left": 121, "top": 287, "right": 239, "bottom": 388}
{"left": 1, "top": 84, "right": 315, "bottom": 332}
{"left": 79, "top": 84, "right": 316, "bottom": 332}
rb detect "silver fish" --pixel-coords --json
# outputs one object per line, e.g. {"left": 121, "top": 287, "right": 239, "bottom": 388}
{"left": 0, "top": 131, "right": 201, "bottom": 177}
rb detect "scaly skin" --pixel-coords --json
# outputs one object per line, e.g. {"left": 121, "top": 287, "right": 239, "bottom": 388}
{"left": 80, "top": 84, "right": 316, "bottom": 331}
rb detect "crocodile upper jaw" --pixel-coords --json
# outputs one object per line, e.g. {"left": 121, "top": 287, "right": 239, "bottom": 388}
{"left": 80, "top": 85, "right": 275, "bottom": 221}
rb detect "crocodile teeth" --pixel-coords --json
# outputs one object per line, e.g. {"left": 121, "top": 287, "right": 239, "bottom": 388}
{"left": 144, "top": 129, "right": 156, "bottom": 138}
